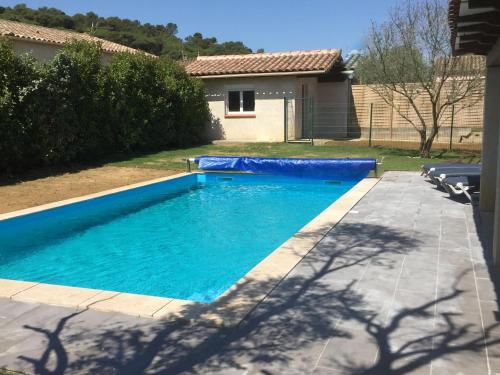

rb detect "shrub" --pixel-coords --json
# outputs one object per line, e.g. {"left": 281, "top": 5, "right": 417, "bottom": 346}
{"left": 105, "top": 53, "right": 177, "bottom": 151}
{"left": 161, "top": 58, "right": 210, "bottom": 145}
{"left": 105, "top": 53, "right": 209, "bottom": 152}
{"left": 0, "top": 39, "right": 209, "bottom": 173}
{"left": 0, "top": 38, "right": 42, "bottom": 171}
{"left": 35, "top": 40, "right": 106, "bottom": 164}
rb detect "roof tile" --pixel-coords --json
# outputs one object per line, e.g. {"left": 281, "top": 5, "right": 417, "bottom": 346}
{"left": 0, "top": 19, "right": 153, "bottom": 56}
{"left": 185, "top": 49, "right": 342, "bottom": 77}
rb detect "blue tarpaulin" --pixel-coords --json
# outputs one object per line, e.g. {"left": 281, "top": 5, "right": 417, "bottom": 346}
{"left": 195, "top": 156, "right": 376, "bottom": 180}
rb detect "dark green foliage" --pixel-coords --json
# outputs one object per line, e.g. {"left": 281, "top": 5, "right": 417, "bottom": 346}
{"left": 0, "top": 39, "right": 210, "bottom": 173}
{"left": 36, "top": 41, "right": 105, "bottom": 163}
{"left": 0, "top": 39, "right": 42, "bottom": 171}
{"left": 183, "top": 33, "right": 252, "bottom": 57}
{"left": 0, "top": 4, "right": 258, "bottom": 58}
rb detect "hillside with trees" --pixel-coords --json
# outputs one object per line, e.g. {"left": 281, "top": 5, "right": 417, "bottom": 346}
{"left": 0, "top": 4, "right": 259, "bottom": 59}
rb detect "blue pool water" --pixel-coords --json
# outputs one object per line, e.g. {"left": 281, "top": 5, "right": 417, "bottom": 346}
{"left": 0, "top": 173, "right": 359, "bottom": 303}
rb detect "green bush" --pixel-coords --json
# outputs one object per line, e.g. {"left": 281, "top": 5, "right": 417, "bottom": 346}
{"left": 0, "top": 39, "right": 209, "bottom": 173}
{"left": 0, "top": 39, "right": 42, "bottom": 171}
{"left": 36, "top": 41, "right": 105, "bottom": 164}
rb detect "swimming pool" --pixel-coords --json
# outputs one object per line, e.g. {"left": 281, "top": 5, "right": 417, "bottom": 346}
{"left": 0, "top": 173, "right": 359, "bottom": 303}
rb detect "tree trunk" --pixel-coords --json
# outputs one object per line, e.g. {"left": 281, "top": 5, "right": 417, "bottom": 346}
{"left": 418, "top": 130, "right": 427, "bottom": 156}
{"left": 421, "top": 125, "right": 439, "bottom": 158}
{"left": 421, "top": 104, "right": 440, "bottom": 158}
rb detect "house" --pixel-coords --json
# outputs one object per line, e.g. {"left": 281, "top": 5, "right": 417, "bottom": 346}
{"left": 449, "top": 0, "right": 500, "bottom": 265}
{"left": 0, "top": 19, "right": 149, "bottom": 63}
{"left": 184, "top": 49, "right": 350, "bottom": 142}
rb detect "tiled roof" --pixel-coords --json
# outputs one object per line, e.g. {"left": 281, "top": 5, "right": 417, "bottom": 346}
{"left": 435, "top": 55, "right": 486, "bottom": 76}
{"left": 184, "top": 49, "right": 342, "bottom": 77}
{"left": 0, "top": 19, "right": 152, "bottom": 56}
{"left": 344, "top": 52, "right": 361, "bottom": 70}
{"left": 449, "top": 55, "right": 486, "bottom": 73}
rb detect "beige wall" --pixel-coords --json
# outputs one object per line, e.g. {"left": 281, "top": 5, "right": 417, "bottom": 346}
{"left": 10, "top": 39, "right": 114, "bottom": 64}
{"left": 204, "top": 76, "right": 297, "bottom": 142}
{"left": 482, "top": 38, "right": 500, "bottom": 267}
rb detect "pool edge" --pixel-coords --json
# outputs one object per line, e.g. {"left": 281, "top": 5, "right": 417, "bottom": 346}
{"left": 0, "top": 175, "right": 380, "bottom": 326}
{"left": 196, "top": 176, "right": 381, "bottom": 327}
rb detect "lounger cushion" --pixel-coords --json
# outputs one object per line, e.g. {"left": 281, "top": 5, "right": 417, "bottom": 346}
{"left": 422, "top": 163, "right": 469, "bottom": 173}
{"left": 423, "top": 163, "right": 480, "bottom": 174}
{"left": 428, "top": 165, "right": 480, "bottom": 178}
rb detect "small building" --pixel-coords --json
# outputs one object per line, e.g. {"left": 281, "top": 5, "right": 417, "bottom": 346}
{"left": 184, "top": 49, "right": 350, "bottom": 142}
{"left": 0, "top": 19, "right": 148, "bottom": 63}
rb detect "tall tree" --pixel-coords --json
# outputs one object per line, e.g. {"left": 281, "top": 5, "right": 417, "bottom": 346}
{"left": 356, "top": 0, "right": 484, "bottom": 157}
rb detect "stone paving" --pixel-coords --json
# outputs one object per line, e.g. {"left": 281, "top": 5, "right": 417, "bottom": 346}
{"left": 0, "top": 171, "right": 498, "bottom": 374}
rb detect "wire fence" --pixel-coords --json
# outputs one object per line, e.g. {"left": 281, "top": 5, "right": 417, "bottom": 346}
{"left": 343, "top": 101, "right": 481, "bottom": 152}
{"left": 284, "top": 97, "right": 314, "bottom": 143}
{"left": 285, "top": 85, "right": 484, "bottom": 153}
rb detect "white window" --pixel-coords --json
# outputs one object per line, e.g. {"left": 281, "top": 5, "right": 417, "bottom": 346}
{"left": 226, "top": 89, "right": 255, "bottom": 114}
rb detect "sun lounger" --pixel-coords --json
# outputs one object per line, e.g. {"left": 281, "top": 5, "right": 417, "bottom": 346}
{"left": 434, "top": 170, "right": 480, "bottom": 188}
{"left": 422, "top": 163, "right": 467, "bottom": 175}
{"left": 426, "top": 164, "right": 480, "bottom": 184}
{"left": 421, "top": 163, "right": 480, "bottom": 178}
{"left": 441, "top": 174, "right": 481, "bottom": 201}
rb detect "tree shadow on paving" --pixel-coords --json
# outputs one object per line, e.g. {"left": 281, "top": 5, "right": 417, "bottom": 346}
{"left": 17, "top": 222, "right": 500, "bottom": 374}
{"left": 334, "top": 270, "right": 500, "bottom": 374}
{"left": 18, "top": 310, "right": 85, "bottom": 375}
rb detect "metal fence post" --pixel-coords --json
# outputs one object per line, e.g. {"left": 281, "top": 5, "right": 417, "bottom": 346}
{"left": 310, "top": 96, "right": 314, "bottom": 146}
{"left": 368, "top": 103, "right": 374, "bottom": 147}
{"left": 449, "top": 104, "right": 455, "bottom": 151}
{"left": 389, "top": 105, "right": 394, "bottom": 140}
{"left": 284, "top": 97, "right": 288, "bottom": 143}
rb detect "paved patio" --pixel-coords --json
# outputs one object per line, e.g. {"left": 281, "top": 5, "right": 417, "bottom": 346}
{"left": 0, "top": 171, "right": 499, "bottom": 374}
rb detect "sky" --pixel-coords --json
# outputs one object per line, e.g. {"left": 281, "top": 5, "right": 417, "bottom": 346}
{"left": 1, "top": 0, "right": 402, "bottom": 54}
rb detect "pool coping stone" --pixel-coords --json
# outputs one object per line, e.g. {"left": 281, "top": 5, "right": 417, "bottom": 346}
{"left": 0, "top": 172, "right": 380, "bottom": 326}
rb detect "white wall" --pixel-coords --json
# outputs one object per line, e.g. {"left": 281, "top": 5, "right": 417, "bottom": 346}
{"left": 11, "top": 39, "right": 114, "bottom": 64}
{"left": 203, "top": 75, "right": 349, "bottom": 142}
{"left": 204, "top": 76, "right": 297, "bottom": 142}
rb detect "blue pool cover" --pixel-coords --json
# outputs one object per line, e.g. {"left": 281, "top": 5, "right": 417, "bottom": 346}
{"left": 196, "top": 156, "right": 376, "bottom": 180}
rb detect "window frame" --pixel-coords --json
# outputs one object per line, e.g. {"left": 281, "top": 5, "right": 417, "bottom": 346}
{"left": 225, "top": 86, "right": 256, "bottom": 118}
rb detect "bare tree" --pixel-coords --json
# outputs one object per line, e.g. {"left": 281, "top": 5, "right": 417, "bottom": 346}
{"left": 356, "top": 0, "right": 484, "bottom": 157}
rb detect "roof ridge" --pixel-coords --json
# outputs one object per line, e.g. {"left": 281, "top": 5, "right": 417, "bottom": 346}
{"left": 186, "top": 48, "right": 342, "bottom": 77}
{"left": 0, "top": 18, "right": 153, "bottom": 56}
{"left": 0, "top": 18, "right": 88, "bottom": 38}
{"left": 196, "top": 48, "right": 341, "bottom": 61}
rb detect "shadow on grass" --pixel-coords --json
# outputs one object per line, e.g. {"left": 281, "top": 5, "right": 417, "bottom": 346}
{"left": 14, "top": 221, "right": 500, "bottom": 374}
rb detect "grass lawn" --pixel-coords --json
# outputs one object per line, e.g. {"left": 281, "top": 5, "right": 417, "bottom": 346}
{"left": 109, "top": 142, "right": 480, "bottom": 175}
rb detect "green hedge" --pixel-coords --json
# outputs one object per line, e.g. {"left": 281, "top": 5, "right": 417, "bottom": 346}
{"left": 0, "top": 39, "right": 209, "bottom": 172}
